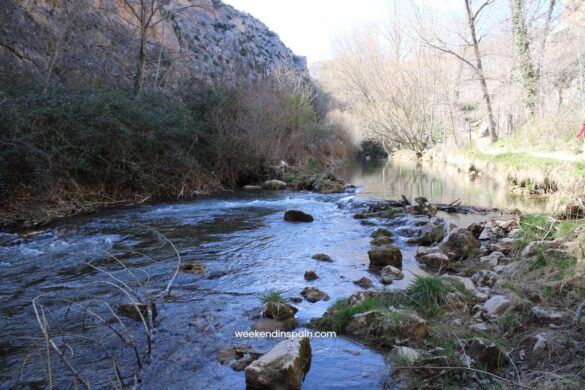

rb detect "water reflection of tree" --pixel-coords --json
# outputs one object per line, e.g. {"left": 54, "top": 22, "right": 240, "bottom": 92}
{"left": 342, "top": 160, "right": 547, "bottom": 212}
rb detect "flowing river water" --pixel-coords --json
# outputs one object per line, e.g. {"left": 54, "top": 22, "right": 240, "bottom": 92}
{"left": 0, "top": 159, "right": 546, "bottom": 389}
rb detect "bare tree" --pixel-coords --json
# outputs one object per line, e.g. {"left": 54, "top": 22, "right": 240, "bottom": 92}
{"left": 118, "top": 0, "right": 206, "bottom": 96}
{"left": 418, "top": 0, "right": 498, "bottom": 143}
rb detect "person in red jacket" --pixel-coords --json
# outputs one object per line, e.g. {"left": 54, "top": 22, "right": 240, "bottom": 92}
{"left": 577, "top": 122, "right": 585, "bottom": 140}
{"left": 577, "top": 122, "right": 585, "bottom": 156}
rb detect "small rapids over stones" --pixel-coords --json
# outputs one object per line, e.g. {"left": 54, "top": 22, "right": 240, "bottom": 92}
{"left": 0, "top": 161, "right": 545, "bottom": 389}
{"left": 1, "top": 190, "right": 426, "bottom": 389}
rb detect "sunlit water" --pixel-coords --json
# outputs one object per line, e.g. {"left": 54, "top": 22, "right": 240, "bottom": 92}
{"left": 0, "top": 159, "right": 544, "bottom": 389}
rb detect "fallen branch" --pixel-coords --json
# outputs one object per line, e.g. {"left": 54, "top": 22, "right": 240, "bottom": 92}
{"left": 393, "top": 365, "right": 536, "bottom": 390}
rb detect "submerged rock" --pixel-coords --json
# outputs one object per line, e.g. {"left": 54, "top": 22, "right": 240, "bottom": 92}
{"left": 243, "top": 185, "right": 262, "bottom": 190}
{"left": 353, "top": 277, "right": 374, "bottom": 289}
{"left": 180, "top": 263, "right": 206, "bottom": 274}
{"left": 311, "top": 253, "right": 332, "bottom": 262}
{"left": 245, "top": 337, "right": 312, "bottom": 390}
{"left": 368, "top": 246, "right": 403, "bottom": 268}
{"left": 118, "top": 303, "right": 157, "bottom": 322}
{"left": 263, "top": 180, "right": 288, "bottom": 190}
{"left": 284, "top": 210, "right": 314, "bottom": 223}
{"left": 252, "top": 318, "right": 297, "bottom": 332}
{"left": 304, "top": 270, "right": 319, "bottom": 281}
{"left": 301, "top": 287, "right": 330, "bottom": 302}
{"left": 219, "top": 345, "right": 262, "bottom": 372}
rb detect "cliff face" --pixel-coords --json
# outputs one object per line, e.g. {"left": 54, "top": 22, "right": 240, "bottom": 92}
{"left": 0, "top": 0, "right": 306, "bottom": 88}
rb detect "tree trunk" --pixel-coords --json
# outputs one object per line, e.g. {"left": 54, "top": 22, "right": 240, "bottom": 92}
{"left": 464, "top": 0, "right": 497, "bottom": 143}
{"left": 511, "top": 0, "right": 538, "bottom": 115}
{"left": 134, "top": 29, "right": 147, "bottom": 97}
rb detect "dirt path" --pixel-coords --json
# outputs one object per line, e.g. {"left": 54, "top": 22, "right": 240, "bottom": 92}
{"left": 475, "top": 136, "right": 584, "bottom": 162}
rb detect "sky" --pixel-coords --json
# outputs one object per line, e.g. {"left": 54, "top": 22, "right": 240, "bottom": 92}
{"left": 223, "top": 0, "right": 392, "bottom": 62}
{"left": 221, "top": 0, "right": 527, "bottom": 63}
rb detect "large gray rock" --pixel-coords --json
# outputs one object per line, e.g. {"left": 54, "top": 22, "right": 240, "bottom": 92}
{"left": 440, "top": 228, "right": 481, "bottom": 261}
{"left": 415, "top": 247, "right": 449, "bottom": 270}
{"left": 263, "top": 180, "right": 288, "bottom": 190}
{"left": 379, "top": 265, "right": 404, "bottom": 284}
{"left": 368, "top": 246, "right": 403, "bottom": 268}
{"left": 483, "top": 295, "right": 511, "bottom": 315}
{"left": 245, "top": 337, "right": 312, "bottom": 390}
{"left": 407, "top": 221, "right": 446, "bottom": 246}
{"left": 301, "top": 287, "right": 330, "bottom": 302}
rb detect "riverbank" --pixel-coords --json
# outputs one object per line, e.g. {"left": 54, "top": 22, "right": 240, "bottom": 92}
{"left": 0, "top": 169, "right": 348, "bottom": 231}
{"left": 395, "top": 144, "right": 585, "bottom": 218}
{"left": 312, "top": 198, "right": 585, "bottom": 389}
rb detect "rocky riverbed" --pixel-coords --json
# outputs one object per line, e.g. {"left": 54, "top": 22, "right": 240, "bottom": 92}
{"left": 2, "top": 171, "right": 584, "bottom": 389}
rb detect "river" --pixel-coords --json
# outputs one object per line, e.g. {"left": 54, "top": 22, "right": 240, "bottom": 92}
{"left": 0, "top": 159, "right": 545, "bottom": 389}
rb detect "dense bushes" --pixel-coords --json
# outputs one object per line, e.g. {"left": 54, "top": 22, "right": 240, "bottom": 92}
{"left": 357, "top": 138, "right": 388, "bottom": 160}
{"left": 0, "top": 69, "right": 351, "bottom": 223}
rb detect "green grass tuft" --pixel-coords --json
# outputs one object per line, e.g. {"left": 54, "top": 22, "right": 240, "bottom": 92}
{"left": 407, "top": 275, "right": 454, "bottom": 314}
{"left": 260, "top": 291, "right": 286, "bottom": 304}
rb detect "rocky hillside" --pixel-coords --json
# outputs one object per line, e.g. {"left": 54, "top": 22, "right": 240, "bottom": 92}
{"left": 0, "top": 0, "right": 306, "bottom": 88}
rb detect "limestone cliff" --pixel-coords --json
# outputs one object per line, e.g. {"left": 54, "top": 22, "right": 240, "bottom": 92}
{"left": 0, "top": 0, "right": 306, "bottom": 88}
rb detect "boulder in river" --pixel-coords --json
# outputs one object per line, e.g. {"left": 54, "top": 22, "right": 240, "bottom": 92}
{"left": 301, "top": 287, "right": 330, "bottom": 302}
{"left": 118, "top": 303, "right": 157, "bottom": 321}
{"left": 371, "top": 228, "right": 393, "bottom": 238}
{"left": 245, "top": 337, "right": 312, "bottom": 390}
{"left": 284, "top": 210, "right": 314, "bottom": 223}
{"left": 263, "top": 302, "right": 298, "bottom": 321}
{"left": 312, "top": 179, "right": 345, "bottom": 194}
{"left": 243, "top": 185, "right": 262, "bottom": 191}
{"left": 370, "top": 236, "right": 394, "bottom": 246}
{"left": 353, "top": 277, "right": 374, "bottom": 289}
{"left": 379, "top": 265, "right": 404, "bottom": 284}
{"left": 407, "top": 221, "right": 446, "bottom": 246}
{"left": 262, "top": 180, "right": 288, "bottom": 190}
{"left": 368, "top": 246, "right": 402, "bottom": 268}
{"left": 311, "top": 253, "right": 332, "bottom": 262}
{"left": 304, "top": 270, "right": 319, "bottom": 281}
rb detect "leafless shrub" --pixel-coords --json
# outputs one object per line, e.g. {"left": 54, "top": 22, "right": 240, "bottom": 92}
{"left": 25, "top": 227, "right": 181, "bottom": 388}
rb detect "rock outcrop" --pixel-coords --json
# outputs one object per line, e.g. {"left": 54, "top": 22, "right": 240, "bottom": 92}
{"left": 1, "top": 0, "right": 306, "bottom": 86}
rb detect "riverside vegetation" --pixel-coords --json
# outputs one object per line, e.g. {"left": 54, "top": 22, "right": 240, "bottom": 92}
{"left": 310, "top": 198, "right": 585, "bottom": 389}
